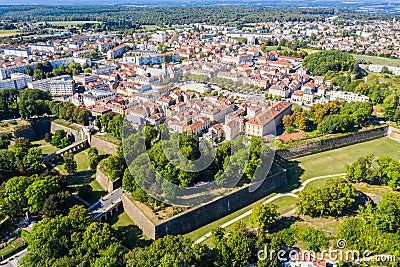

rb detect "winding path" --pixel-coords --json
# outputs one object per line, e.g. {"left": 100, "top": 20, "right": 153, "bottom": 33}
{"left": 194, "top": 173, "right": 346, "bottom": 244}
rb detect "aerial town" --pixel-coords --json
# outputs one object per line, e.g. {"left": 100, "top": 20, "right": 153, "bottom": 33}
{"left": 1, "top": 4, "right": 400, "bottom": 267}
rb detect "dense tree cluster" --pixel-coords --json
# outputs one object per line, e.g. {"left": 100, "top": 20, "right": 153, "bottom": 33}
{"left": 0, "top": 88, "right": 19, "bottom": 119}
{"left": 297, "top": 179, "right": 356, "bottom": 217}
{"left": 331, "top": 74, "right": 400, "bottom": 123}
{"left": 51, "top": 129, "right": 73, "bottom": 148}
{"left": 281, "top": 226, "right": 328, "bottom": 252}
{"left": 282, "top": 101, "right": 373, "bottom": 135}
{"left": 0, "top": 5, "right": 389, "bottom": 32}
{"left": 346, "top": 154, "right": 400, "bottom": 190}
{"left": 48, "top": 101, "right": 91, "bottom": 125}
{"left": 26, "top": 61, "right": 83, "bottom": 80}
{"left": 126, "top": 222, "right": 281, "bottom": 267}
{"left": 0, "top": 174, "right": 62, "bottom": 218}
{"left": 338, "top": 192, "right": 400, "bottom": 259}
{"left": 0, "top": 88, "right": 90, "bottom": 124}
{"left": 95, "top": 113, "right": 124, "bottom": 139}
{"left": 0, "top": 137, "right": 43, "bottom": 183}
{"left": 22, "top": 206, "right": 124, "bottom": 267}
{"left": 302, "top": 50, "right": 360, "bottom": 76}
{"left": 18, "top": 89, "right": 52, "bottom": 119}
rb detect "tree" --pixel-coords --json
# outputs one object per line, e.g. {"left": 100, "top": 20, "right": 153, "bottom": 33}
{"left": 64, "top": 153, "right": 77, "bottom": 174}
{"left": 22, "top": 206, "right": 123, "bottom": 267}
{"left": 249, "top": 203, "right": 279, "bottom": 233}
{"left": 297, "top": 179, "right": 356, "bottom": 217}
{"left": 345, "top": 154, "right": 375, "bottom": 183}
{"left": 88, "top": 147, "right": 100, "bottom": 170}
{"left": 0, "top": 176, "right": 32, "bottom": 218}
{"left": 23, "top": 147, "right": 43, "bottom": 175}
{"left": 317, "top": 114, "right": 350, "bottom": 134}
{"left": 303, "top": 50, "right": 360, "bottom": 76}
{"left": 0, "top": 150, "right": 17, "bottom": 183}
{"left": 25, "top": 175, "right": 60, "bottom": 214}
{"left": 52, "top": 129, "right": 72, "bottom": 148}
{"left": 282, "top": 114, "right": 293, "bottom": 130}
{"left": 40, "top": 192, "right": 69, "bottom": 218}
{"left": 126, "top": 235, "right": 211, "bottom": 267}
{"left": 292, "top": 110, "right": 307, "bottom": 131}
{"left": 371, "top": 192, "right": 400, "bottom": 232}
{"left": 377, "top": 156, "right": 400, "bottom": 190}
{"left": 44, "top": 132, "right": 52, "bottom": 143}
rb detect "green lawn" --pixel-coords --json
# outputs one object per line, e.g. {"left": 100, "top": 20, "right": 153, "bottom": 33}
{"left": 185, "top": 193, "right": 277, "bottom": 242}
{"left": 287, "top": 138, "right": 400, "bottom": 183}
{"left": 223, "top": 196, "right": 298, "bottom": 233}
{"left": 67, "top": 171, "right": 106, "bottom": 205}
{"left": 264, "top": 45, "right": 292, "bottom": 52}
{"left": 0, "top": 237, "right": 26, "bottom": 258}
{"left": 352, "top": 54, "right": 400, "bottom": 67}
{"left": 56, "top": 149, "right": 89, "bottom": 173}
{"left": 32, "top": 139, "right": 58, "bottom": 156}
{"left": 0, "top": 29, "right": 21, "bottom": 37}
{"left": 303, "top": 177, "right": 342, "bottom": 191}
{"left": 107, "top": 212, "right": 150, "bottom": 249}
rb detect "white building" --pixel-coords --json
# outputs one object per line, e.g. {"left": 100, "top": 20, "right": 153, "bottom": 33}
{"left": 82, "top": 89, "right": 116, "bottom": 107}
{"left": 0, "top": 73, "right": 32, "bottom": 90}
{"left": 30, "top": 44, "right": 57, "bottom": 53}
{"left": 4, "top": 48, "right": 31, "bottom": 58}
{"left": 28, "top": 75, "right": 74, "bottom": 96}
{"left": 327, "top": 91, "right": 369, "bottom": 103}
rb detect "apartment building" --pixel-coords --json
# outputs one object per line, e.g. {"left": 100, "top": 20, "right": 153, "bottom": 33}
{"left": 245, "top": 101, "right": 292, "bottom": 137}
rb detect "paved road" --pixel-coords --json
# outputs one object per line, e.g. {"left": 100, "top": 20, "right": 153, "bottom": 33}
{"left": 194, "top": 173, "right": 346, "bottom": 244}
{"left": 88, "top": 188, "right": 124, "bottom": 221}
{"left": 0, "top": 249, "right": 27, "bottom": 267}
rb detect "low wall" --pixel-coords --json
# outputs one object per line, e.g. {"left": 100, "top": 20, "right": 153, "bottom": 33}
{"left": 122, "top": 194, "right": 156, "bottom": 239}
{"left": 96, "top": 166, "right": 122, "bottom": 193}
{"left": 13, "top": 128, "right": 37, "bottom": 140}
{"left": 388, "top": 126, "right": 400, "bottom": 142}
{"left": 90, "top": 136, "right": 118, "bottom": 155}
{"left": 276, "top": 126, "right": 389, "bottom": 160}
{"left": 123, "top": 169, "right": 288, "bottom": 239}
{"left": 50, "top": 121, "right": 82, "bottom": 142}
{"left": 13, "top": 119, "right": 51, "bottom": 141}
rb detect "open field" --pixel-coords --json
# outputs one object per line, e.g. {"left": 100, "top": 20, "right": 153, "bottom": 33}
{"left": 287, "top": 137, "right": 400, "bottom": 183}
{"left": 0, "top": 30, "right": 21, "bottom": 37}
{"left": 56, "top": 147, "right": 107, "bottom": 204}
{"left": 185, "top": 193, "right": 277, "bottom": 242}
{"left": 32, "top": 139, "right": 58, "bottom": 156}
{"left": 36, "top": 21, "right": 102, "bottom": 27}
{"left": 303, "top": 176, "right": 342, "bottom": 191}
{"left": 352, "top": 54, "right": 400, "bottom": 67}
{"left": 264, "top": 45, "right": 292, "bottom": 51}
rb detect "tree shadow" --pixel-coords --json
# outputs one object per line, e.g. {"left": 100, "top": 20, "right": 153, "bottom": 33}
{"left": 341, "top": 190, "right": 375, "bottom": 217}
{"left": 270, "top": 216, "right": 302, "bottom": 234}
{"left": 68, "top": 170, "right": 95, "bottom": 185}
{"left": 274, "top": 158, "right": 304, "bottom": 193}
{"left": 106, "top": 212, "right": 152, "bottom": 249}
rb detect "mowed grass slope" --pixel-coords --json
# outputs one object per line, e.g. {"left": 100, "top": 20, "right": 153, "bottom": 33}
{"left": 291, "top": 137, "right": 400, "bottom": 182}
